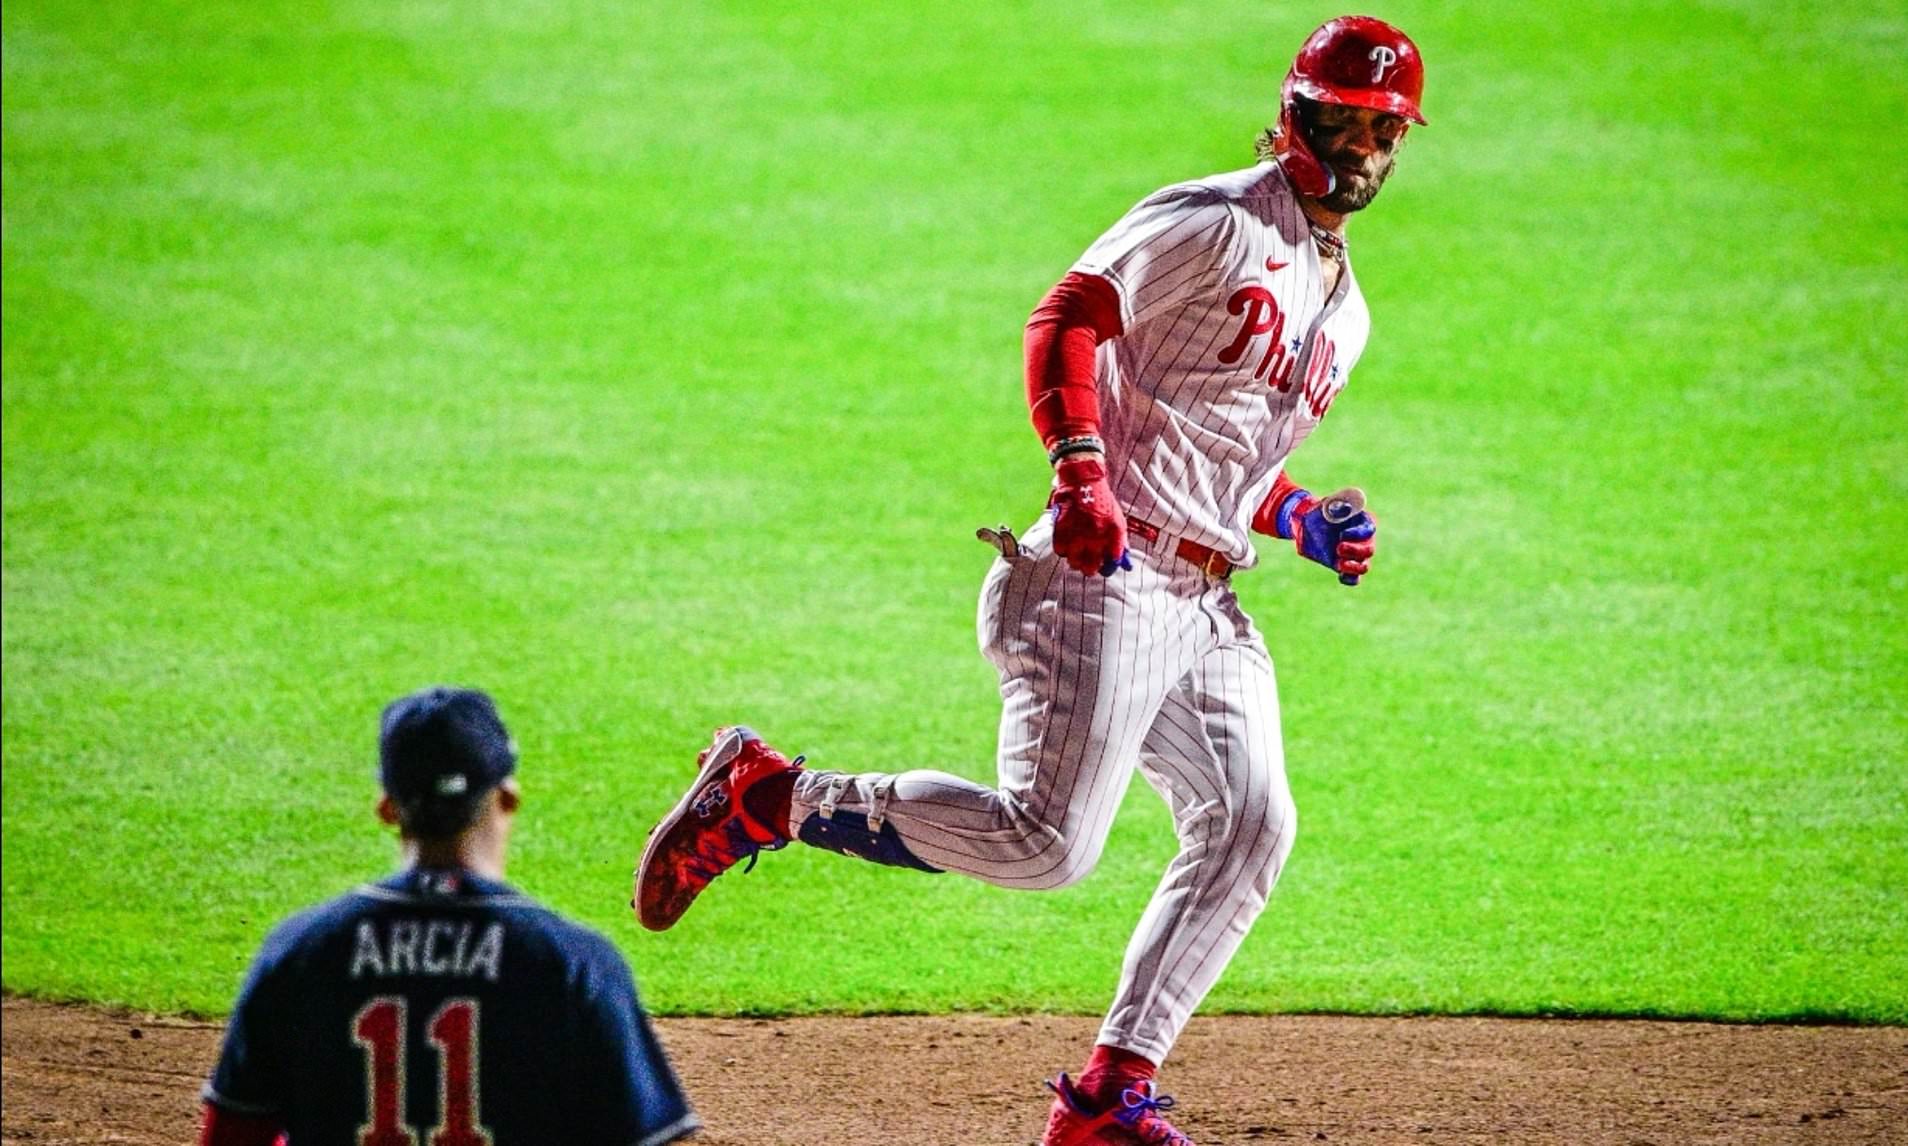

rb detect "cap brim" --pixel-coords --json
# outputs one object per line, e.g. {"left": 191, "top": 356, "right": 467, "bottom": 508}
{"left": 1291, "top": 79, "right": 1427, "bottom": 125}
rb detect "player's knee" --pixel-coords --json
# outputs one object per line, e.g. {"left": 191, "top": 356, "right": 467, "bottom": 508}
{"left": 1015, "top": 849, "right": 1100, "bottom": 890}
{"left": 1038, "top": 833, "right": 1107, "bottom": 890}
{"left": 1002, "top": 802, "right": 1108, "bottom": 890}
{"left": 1234, "top": 786, "right": 1298, "bottom": 872}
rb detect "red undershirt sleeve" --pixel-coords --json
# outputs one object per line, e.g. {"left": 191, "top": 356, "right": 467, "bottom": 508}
{"left": 1025, "top": 271, "right": 1124, "bottom": 450}
{"left": 1251, "top": 470, "right": 1308, "bottom": 537}
{"left": 200, "top": 1103, "right": 286, "bottom": 1146}
{"left": 1027, "top": 269, "right": 1308, "bottom": 532}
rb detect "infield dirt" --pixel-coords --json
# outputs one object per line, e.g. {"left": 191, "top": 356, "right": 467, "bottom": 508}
{"left": 4, "top": 996, "right": 1902, "bottom": 1144}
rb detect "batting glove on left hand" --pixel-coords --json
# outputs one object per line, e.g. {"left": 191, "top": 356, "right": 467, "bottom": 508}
{"left": 1257, "top": 485, "right": 1377, "bottom": 586}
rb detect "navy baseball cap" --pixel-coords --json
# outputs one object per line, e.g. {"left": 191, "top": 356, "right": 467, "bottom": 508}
{"left": 378, "top": 687, "right": 518, "bottom": 834}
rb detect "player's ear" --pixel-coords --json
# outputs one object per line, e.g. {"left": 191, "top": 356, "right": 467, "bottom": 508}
{"left": 496, "top": 778, "right": 522, "bottom": 816}
{"left": 376, "top": 794, "right": 402, "bottom": 827}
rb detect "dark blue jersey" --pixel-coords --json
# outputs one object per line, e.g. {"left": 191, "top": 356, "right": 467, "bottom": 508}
{"left": 203, "top": 867, "right": 697, "bottom": 1146}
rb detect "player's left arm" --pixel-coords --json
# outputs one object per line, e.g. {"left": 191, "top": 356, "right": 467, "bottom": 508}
{"left": 199, "top": 944, "right": 291, "bottom": 1145}
{"left": 1251, "top": 470, "right": 1378, "bottom": 584}
{"left": 199, "top": 1105, "right": 286, "bottom": 1146}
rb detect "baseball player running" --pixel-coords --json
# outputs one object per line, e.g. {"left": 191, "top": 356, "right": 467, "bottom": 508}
{"left": 202, "top": 688, "right": 699, "bottom": 1146}
{"left": 636, "top": 17, "right": 1424, "bottom": 1145}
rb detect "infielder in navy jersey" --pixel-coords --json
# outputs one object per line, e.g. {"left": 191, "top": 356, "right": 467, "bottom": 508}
{"left": 201, "top": 687, "right": 698, "bottom": 1146}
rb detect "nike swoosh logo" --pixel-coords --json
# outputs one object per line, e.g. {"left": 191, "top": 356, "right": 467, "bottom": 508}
{"left": 1265, "top": 258, "right": 1289, "bottom": 272}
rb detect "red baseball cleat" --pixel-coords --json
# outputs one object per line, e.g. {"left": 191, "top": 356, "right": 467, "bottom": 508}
{"left": 633, "top": 726, "right": 803, "bottom": 931}
{"left": 1042, "top": 1074, "right": 1197, "bottom": 1146}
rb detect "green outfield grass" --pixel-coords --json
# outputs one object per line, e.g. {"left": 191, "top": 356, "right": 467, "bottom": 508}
{"left": 5, "top": 0, "right": 1905, "bottom": 1022}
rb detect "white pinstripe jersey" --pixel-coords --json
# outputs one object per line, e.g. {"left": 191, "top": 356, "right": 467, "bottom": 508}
{"left": 1072, "top": 161, "right": 1370, "bottom": 568}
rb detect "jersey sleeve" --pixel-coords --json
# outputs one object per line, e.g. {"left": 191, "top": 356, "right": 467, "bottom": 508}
{"left": 1071, "top": 185, "right": 1240, "bottom": 332}
{"left": 202, "top": 941, "right": 292, "bottom": 1120}
{"left": 571, "top": 940, "right": 700, "bottom": 1146}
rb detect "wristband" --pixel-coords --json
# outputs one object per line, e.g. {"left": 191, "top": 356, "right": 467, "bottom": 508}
{"left": 1047, "top": 435, "right": 1105, "bottom": 465}
{"left": 1271, "top": 488, "right": 1311, "bottom": 540}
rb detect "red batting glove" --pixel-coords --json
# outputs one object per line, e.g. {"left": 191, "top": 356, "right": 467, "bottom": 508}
{"left": 1049, "top": 455, "right": 1131, "bottom": 577}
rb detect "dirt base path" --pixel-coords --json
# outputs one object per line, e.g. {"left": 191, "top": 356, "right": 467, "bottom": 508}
{"left": 4, "top": 996, "right": 1902, "bottom": 1144}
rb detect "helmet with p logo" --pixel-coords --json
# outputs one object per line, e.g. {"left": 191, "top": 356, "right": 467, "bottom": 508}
{"left": 1272, "top": 16, "right": 1426, "bottom": 197}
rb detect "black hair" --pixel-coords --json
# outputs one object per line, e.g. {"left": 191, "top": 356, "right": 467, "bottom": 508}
{"left": 396, "top": 794, "right": 485, "bottom": 840}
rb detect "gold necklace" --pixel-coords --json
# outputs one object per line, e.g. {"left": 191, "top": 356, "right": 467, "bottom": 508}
{"left": 1309, "top": 223, "right": 1346, "bottom": 260}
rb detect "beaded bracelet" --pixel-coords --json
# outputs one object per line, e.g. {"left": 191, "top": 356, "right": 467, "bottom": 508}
{"left": 1047, "top": 435, "right": 1106, "bottom": 465}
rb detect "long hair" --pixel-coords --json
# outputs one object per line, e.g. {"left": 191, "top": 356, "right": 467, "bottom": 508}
{"left": 1253, "top": 125, "right": 1279, "bottom": 163}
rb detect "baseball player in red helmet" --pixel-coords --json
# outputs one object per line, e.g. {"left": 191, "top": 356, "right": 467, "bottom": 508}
{"left": 637, "top": 15, "right": 1426, "bottom": 1144}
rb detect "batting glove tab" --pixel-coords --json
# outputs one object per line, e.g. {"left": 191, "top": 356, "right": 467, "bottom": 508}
{"left": 1263, "top": 487, "right": 1377, "bottom": 586}
{"left": 1049, "top": 455, "right": 1132, "bottom": 577}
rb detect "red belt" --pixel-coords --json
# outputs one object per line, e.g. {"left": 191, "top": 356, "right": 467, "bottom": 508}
{"left": 1126, "top": 519, "right": 1235, "bottom": 579}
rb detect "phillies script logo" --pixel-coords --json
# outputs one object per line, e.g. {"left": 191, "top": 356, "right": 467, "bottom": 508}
{"left": 1369, "top": 45, "right": 1399, "bottom": 83}
{"left": 1218, "top": 286, "right": 1340, "bottom": 418}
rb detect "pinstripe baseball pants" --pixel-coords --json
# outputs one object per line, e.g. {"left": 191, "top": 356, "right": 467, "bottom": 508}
{"left": 787, "top": 513, "right": 1296, "bottom": 1063}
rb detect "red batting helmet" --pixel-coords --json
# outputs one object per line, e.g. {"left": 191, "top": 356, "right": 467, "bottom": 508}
{"left": 1273, "top": 16, "right": 1426, "bottom": 198}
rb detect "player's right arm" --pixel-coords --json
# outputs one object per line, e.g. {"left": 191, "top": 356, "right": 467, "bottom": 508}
{"left": 570, "top": 936, "right": 701, "bottom": 1145}
{"left": 1026, "top": 271, "right": 1128, "bottom": 577}
{"left": 1026, "top": 186, "right": 1241, "bottom": 577}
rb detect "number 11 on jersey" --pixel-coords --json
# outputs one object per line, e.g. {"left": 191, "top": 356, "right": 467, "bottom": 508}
{"left": 352, "top": 996, "right": 493, "bottom": 1146}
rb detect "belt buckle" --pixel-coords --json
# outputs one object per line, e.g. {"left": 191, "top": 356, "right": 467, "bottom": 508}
{"left": 1201, "top": 549, "right": 1230, "bottom": 579}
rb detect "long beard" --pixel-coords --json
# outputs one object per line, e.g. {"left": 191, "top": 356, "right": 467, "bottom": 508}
{"left": 1317, "top": 151, "right": 1396, "bottom": 214}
